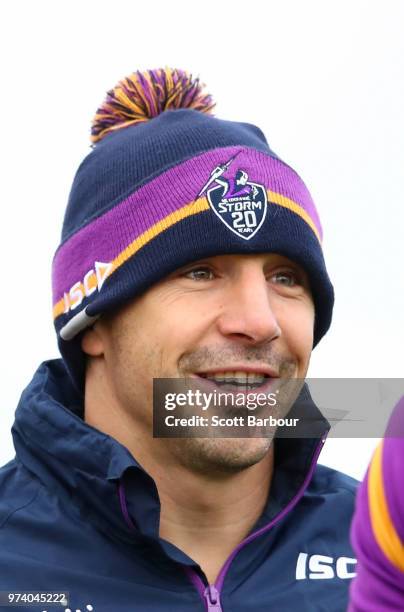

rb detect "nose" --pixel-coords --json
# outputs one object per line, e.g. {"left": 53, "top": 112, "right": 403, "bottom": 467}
{"left": 216, "top": 267, "right": 281, "bottom": 345}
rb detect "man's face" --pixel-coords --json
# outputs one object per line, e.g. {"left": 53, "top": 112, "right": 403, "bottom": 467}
{"left": 86, "top": 253, "right": 315, "bottom": 474}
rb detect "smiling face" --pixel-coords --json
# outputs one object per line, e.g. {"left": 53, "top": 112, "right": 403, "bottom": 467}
{"left": 82, "top": 253, "right": 315, "bottom": 475}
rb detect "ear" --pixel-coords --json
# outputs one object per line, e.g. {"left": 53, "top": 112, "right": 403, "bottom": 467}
{"left": 81, "top": 323, "right": 105, "bottom": 357}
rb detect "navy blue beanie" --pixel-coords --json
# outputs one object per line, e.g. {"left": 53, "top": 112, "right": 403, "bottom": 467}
{"left": 51, "top": 68, "right": 334, "bottom": 391}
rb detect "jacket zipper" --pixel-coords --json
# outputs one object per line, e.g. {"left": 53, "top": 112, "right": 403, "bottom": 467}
{"left": 204, "top": 585, "right": 222, "bottom": 611}
{"left": 185, "top": 435, "right": 327, "bottom": 611}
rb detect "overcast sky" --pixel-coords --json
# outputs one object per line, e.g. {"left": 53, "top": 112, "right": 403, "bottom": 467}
{"left": 1, "top": 0, "right": 403, "bottom": 479}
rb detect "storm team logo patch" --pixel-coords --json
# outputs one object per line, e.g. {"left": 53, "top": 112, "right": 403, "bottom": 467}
{"left": 199, "top": 159, "right": 268, "bottom": 240}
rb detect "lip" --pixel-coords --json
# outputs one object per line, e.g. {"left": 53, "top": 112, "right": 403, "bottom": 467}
{"left": 193, "top": 365, "right": 280, "bottom": 378}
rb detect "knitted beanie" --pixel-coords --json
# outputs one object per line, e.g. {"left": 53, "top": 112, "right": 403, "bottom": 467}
{"left": 52, "top": 68, "right": 334, "bottom": 391}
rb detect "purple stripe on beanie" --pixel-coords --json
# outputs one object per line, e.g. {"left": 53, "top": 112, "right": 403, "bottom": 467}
{"left": 52, "top": 146, "right": 322, "bottom": 304}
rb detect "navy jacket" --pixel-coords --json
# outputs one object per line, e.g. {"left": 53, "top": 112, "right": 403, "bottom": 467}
{"left": 0, "top": 360, "right": 357, "bottom": 611}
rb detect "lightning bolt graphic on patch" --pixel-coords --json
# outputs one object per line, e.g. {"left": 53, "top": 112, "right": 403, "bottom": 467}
{"left": 197, "top": 152, "right": 241, "bottom": 197}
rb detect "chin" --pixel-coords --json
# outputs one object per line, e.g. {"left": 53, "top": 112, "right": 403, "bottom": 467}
{"left": 172, "top": 437, "right": 272, "bottom": 475}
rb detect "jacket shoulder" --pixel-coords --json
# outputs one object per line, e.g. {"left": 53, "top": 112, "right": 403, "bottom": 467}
{"left": 0, "top": 458, "right": 41, "bottom": 529}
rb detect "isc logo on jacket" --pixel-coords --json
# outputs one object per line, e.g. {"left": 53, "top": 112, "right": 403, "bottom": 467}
{"left": 295, "top": 553, "right": 357, "bottom": 580}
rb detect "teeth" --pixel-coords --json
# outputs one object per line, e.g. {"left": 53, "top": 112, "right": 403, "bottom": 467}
{"left": 205, "top": 370, "right": 267, "bottom": 385}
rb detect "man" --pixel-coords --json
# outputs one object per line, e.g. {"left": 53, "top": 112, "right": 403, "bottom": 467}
{"left": 0, "top": 67, "right": 357, "bottom": 611}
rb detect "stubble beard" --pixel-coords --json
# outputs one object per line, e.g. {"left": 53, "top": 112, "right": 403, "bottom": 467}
{"left": 167, "top": 435, "right": 273, "bottom": 477}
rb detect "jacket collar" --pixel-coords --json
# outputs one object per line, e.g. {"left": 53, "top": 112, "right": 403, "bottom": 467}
{"left": 12, "top": 359, "right": 329, "bottom": 556}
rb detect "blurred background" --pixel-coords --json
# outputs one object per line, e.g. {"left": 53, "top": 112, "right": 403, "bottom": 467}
{"left": 1, "top": 0, "right": 403, "bottom": 479}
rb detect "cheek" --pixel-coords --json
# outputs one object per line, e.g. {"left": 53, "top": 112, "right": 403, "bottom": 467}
{"left": 112, "top": 295, "right": 214, "bottom": 377}
{"left": 157, "top": 293, "right": 217, "bottom": 338}
{"left": 159, "top": 304, "right": 216, "bottom": 370}
{"left": 277, "top": 300, "right": 315, "bottom": 363}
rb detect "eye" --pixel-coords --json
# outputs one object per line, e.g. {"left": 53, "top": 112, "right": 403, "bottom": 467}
{"left": 270, "top": 270, "right": 300, "bottom": 287}
{"left": 184, "top": 266, "right": 215, "bottom": 281}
